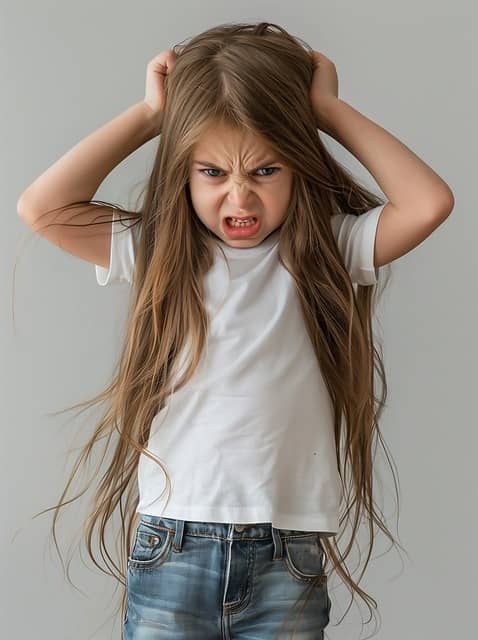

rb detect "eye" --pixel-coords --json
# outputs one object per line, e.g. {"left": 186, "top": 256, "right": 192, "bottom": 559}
{"left": 198, "top": 167, "right": 279, "bottom": 178}
{"left": 200, "top": 168, "right": 224, "bottom": 178}
{"left": 255, "top": 167, "right": 278, "bottom": 177}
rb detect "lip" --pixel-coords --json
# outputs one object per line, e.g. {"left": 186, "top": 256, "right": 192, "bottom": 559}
{"left": 222, "top": 215, "right": 260, "bottom": 239}
{"left": 224, "top": 214, "right": 257, "bottom": 220}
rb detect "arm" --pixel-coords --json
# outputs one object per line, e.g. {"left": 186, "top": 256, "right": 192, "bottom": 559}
{"left": 17, "top": 101, "right": 159, "bottom": 216}
{"left": 318, "top": 98, "right": 454, "bottom": 216}
{"left": 308, "top": 50, "right": 455, "bottom": 270}
{"left": 319, "top": 98, "right": 454, "bottom": 269}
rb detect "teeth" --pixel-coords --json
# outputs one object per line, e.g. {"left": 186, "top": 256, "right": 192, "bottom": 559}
{"left": 227, "top": 217, "right": 256, "bottom": 227}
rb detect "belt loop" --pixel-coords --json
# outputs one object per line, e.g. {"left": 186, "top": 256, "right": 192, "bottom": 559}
{"left": 271, "top": 526, "right": 283, "bottom": 560}
{"left": 172, "top": 519, "right": 184, "bottom": 553}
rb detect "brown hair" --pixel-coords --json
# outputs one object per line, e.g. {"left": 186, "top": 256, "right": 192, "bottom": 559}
{"left": 20, "top": 21, "right": 404, "bottom": 639}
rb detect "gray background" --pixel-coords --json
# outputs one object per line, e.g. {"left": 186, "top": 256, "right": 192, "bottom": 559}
{"left": 2, "top": 1, "right": 475, "bottom": 638}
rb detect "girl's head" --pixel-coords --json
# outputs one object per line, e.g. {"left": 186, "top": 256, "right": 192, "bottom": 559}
{"left": 34, "top": 22, "right": 397, "bottom": 637}
{"left": 155, "top": 22, "right": 317, "bottom": 250}
{"left": 145, "top": 21, "right": 359, "bottom": 263}
{"left": 188, "top": 120, "right": 293, "bottom": 248}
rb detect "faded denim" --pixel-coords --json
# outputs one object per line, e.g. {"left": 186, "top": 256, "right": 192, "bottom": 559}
{"left": 124, "top": 514, "right": 331, "bottom": 639}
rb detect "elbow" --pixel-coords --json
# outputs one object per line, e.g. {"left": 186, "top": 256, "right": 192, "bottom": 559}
{"left": 16, "top": 191, "right": 37, "bottom": 220}
{"left": 17, "top": 192, "right": 30, "bottom": 217}
{"left": 434, "top": 187, "right": 455, "bottom": 219}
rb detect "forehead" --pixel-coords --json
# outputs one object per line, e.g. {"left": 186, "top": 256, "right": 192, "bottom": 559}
{"left": 191, "top": 122, "right": 276, "bottom": 159}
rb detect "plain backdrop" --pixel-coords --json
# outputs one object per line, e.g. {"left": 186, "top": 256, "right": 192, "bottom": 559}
{"left": 2, "top": 1, "right": 476, "bottom": 639}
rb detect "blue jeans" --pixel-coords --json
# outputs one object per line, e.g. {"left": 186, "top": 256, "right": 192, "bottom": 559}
{"left": 124, "top": 514, "right": 331, "bottom": 639}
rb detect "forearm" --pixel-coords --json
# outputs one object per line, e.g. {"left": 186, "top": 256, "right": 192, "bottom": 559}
{"left": 320, "top": 98, "right": 454, "bottom": 213}
{"left": 17, "top": 101, "right": 160, "bottom": 215}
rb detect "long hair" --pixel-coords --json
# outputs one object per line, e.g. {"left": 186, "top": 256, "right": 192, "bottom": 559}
{"left": 18, "top": 22, "right": 403, "bottom": 638}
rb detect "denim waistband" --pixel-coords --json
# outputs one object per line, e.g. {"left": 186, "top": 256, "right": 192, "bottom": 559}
{"left": 138, "top": 513, "right": 315, "bottom": 540}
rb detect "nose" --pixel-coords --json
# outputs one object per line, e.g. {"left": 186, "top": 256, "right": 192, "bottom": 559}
{"left": 227, "top": 180, "right": 253, "bottom": 209}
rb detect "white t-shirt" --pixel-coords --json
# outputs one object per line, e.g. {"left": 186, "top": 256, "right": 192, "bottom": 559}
{"left": 95, "top": 204, "right": 385, "bottom": 533}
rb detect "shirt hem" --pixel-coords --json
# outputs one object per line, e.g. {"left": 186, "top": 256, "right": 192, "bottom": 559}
{"left": 135, "top": 502, "right": 339, "bottom": 535}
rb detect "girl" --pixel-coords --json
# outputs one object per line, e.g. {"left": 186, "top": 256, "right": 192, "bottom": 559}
{"left": 18, "top": 21, "right": 454, "bottom": 640}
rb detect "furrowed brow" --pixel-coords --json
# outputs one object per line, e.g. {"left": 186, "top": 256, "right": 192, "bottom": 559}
{"left": 192, "top": 159, "right": 279, "bottom": 171}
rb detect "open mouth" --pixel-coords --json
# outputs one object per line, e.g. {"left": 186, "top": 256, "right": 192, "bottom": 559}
{"left": 222, "top": 216, "right": 260, "bottom": 238}
{"left": 225, "top": 216, "right": 257, "bottom": 227}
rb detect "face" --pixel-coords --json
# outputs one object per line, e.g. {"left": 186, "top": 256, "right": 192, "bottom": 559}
{"left": 188, "top": 122, "right": 293, "bottom": 248}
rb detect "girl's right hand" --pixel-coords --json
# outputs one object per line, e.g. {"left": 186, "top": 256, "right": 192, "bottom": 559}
{"left": 143, "top": 49, "right": 177, "bottom": 128}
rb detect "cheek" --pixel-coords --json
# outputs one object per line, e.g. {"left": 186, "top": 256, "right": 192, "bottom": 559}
{"left": 269, "top": 183, "right": 289, "bottom": 207}
{"left": 189, "top": 183, "right": 206, "bottom": 211}
{"left": 190, "top": 180, "right": 213, "bottom": 205}
{"left": 189, "top": 184, "right": 218, "bottom": 224}
{"left": 278, "top": 180, "right": 293, "bottom": 210}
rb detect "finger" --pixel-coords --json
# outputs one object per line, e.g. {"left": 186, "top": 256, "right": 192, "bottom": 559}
{"left": 309, "top": 50, "right": 322, "bottom": 69}
{"left": 151, "top": 50, "right": 176, "bottom": 75}
{"left": 148, "top": 50, "right": 174, "bottom": 70}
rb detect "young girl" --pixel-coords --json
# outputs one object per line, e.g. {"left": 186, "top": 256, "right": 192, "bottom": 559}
{"left": 18, "top": 21, "right": 454, "bottom": 640}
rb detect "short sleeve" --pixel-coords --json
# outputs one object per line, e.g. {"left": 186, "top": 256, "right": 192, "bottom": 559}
{"left": 95, "top": 211, "right": 141, "bottom": 286}
{"left": 330, "top": 203, "right": 386, "bottom": 286}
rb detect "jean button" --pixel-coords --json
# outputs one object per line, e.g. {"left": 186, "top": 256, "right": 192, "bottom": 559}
{"left": 234, "top": 524, "right": 246, "bottom": 532}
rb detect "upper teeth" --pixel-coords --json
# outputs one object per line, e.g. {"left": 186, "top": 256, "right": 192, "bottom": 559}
{"left": 230, "top": 217, "right": 255, "bottom": 221}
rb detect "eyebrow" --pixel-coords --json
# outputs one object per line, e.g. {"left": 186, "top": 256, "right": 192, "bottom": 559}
{"left": 192, "top": 158, "right": 280, "bottom": 171}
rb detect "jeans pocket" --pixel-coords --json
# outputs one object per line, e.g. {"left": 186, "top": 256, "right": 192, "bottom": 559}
{"left": 283, "top": 533, "right": 326, "bottom": 583}
{"left": 128, "top": 520, "right": 174, "bottom": 570}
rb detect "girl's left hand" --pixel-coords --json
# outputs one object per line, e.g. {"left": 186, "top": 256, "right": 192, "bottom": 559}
{"left": 309, "top": 50, "right": 340, "bottom": 128}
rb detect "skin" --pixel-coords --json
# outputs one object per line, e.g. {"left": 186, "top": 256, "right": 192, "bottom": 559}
{"left": 188, "top": 122, "right": 293, "bottom": 248}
